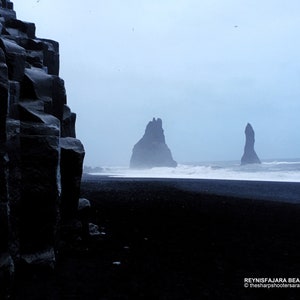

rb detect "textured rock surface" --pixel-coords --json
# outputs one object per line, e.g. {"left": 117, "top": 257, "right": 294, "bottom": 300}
{"left": 130, "top": 118, "right": 177, "bottom": 168}
{"left": 60, "top": 137, "right": 85, "bottom": 220}
{"left": 0, "top": 1, "right": 85, "bottom": 296}
{"left": 241, "top": 123, "right": 261, "bottom": 165}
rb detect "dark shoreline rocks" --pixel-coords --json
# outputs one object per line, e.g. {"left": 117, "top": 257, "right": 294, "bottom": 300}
{"left": 0, "top": 1, "right": 87, "bottom": 296}
{"left": 130, "top": 118, "right": 177, "bottom": 169}
{"left": 5, "top": 177, "right": 300, "bottom": 299}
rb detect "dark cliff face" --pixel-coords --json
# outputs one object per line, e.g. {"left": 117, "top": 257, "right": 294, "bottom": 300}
{"left": 130, "top": 118, "right": 177, "bottom": 169}
{"left": 241, "top": 123, "right": 261, "bottom": 165}
{"left": 0, "top": 1, "right": 85, "bottom": 292}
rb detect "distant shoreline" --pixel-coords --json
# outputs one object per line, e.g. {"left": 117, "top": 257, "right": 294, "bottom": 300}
{"left": 82, "top": 159, "right": 300, "bottom": 183}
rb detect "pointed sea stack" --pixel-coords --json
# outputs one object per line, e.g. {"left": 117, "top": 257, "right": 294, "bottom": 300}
{"left": 130, "top": 118, "right": 177, "bottom": 169}
{"left": 241, "top": 123, "right": 261, "bottom": 165}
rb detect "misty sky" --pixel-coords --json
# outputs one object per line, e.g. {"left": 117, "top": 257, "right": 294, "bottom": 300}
{"left": 13, "top": 0, "right": 300, "bottom": 166}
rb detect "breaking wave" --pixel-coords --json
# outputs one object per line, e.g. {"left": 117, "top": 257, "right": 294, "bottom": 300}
{"left": 89, "top": 159, "right": 300, "bottom": 182}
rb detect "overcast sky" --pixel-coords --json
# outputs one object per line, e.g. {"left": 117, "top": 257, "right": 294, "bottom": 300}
{"left": 13, "top": 0, "right": 300, "bottom": 166}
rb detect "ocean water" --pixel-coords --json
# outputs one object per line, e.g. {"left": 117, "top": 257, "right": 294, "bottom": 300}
{"left": 89, "top": 159, "right": 300, "bottom": 183}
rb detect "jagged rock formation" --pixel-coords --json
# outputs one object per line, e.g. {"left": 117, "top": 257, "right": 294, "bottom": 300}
{"left": 241, "top": 123, "right": 261, "bottom": 165}
{"left": 130, "top": 118, "right": 177, "bottom": 169}
{"left": 0, "top": 1, "right": 85, "bottom": 295}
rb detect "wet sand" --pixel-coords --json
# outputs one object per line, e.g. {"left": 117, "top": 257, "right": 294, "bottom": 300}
{"left": 13, "top": 176, "right": 300, "bottom": 299}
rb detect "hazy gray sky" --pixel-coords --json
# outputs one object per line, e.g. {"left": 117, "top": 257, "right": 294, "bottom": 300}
{"left": 14, "top": 0, "right": 300, "bottom": 166}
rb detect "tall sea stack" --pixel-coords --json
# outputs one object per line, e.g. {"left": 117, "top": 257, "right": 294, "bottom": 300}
{"left": 241, "top": 123, "right": 261, "bottom": 165}
{"left": 130, "top": 118, "right": 177, "bottom": 169}
{"left": 0, "top": 1, "right": 85, "bottom": 295}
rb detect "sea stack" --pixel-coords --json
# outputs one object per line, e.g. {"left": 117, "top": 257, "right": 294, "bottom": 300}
{"left": 0, "top": 0, "right": 85, "bottom": 293}
{"left": 130, "top": 118, "right": 177, "bottom": 169}
{"left": 241, "top": 123, "right": 261, "bottom": 165}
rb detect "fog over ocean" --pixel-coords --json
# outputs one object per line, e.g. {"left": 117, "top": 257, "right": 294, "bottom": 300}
{"left": 88, "top": 159, "right": 300, "bottom": 182}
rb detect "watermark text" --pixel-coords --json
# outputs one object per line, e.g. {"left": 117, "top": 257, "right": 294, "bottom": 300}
{"left": 244, "top": 278, "right": 300, "bottom": 289}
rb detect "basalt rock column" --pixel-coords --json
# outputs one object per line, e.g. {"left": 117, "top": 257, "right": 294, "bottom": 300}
{"left": 0, "top": 1, "right": 85, "bottom": 295}
{"left": 241, "top": 123, "right": 261, "bottom": 165}
{"left": 130, "top": 118, "right": 177, "bottom": 168}
{"left": 60, "top": 137, "right": 85, "bottom": 220}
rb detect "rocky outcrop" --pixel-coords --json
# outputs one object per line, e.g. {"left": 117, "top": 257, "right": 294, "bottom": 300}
{"left": 60, "top": 137, "right": 85, "bottom": 220}
{"left": 241, "top": 123, "right": 261, "bottom": 165}
{"left": 0, "top": 1, "right": 85, "bottom": 296}
{"left": 130, "top": 118, "right": 177, "bottom": 168}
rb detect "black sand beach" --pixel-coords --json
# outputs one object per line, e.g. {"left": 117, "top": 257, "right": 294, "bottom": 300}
{"left": 13, "top": 176, "right": 300, "bottom": 299}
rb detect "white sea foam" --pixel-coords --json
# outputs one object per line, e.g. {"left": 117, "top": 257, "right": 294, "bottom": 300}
{"left": 89, "top": 159, "right": 300, "bottom": 182}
